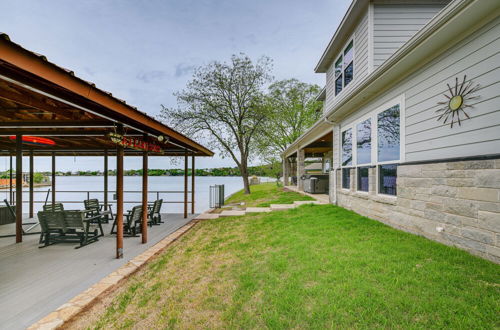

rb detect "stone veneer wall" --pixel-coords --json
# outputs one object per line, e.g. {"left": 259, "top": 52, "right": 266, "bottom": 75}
{"left": 335, "top": 159, "right": 500, "bottom": 263}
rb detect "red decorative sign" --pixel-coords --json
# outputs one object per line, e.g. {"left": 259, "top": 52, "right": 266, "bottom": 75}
{"left": 9, "top": 136, "right": 56, "bottom": 146}
{"left": 108, "top": 133, "right": 163, "bottom": 153}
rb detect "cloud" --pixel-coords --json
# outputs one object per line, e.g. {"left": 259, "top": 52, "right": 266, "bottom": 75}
{"left": 136, "top": 70, "right": 167, "bottom": 83}
{"left": 174, "top": 63, "right": 195, "bottom": 78}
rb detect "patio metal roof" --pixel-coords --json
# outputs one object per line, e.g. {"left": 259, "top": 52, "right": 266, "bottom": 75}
{"left": 0, "top": 33, "right": 214, "bottom": 157}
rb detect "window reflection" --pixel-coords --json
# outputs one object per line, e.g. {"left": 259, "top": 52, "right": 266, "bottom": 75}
{"left": 342, "top": 128, "right": 352, "bottom": 166}
{"left": 377, "top": 105, "right": 400, "bottom": 162}
{"left": 342, "top": 168, "right": 350, "bottom": 189}
{"left": 379, "top": 164, "right": 397, "bottom": 195}
{"left": 357, "top": 118, "right": 371, "bottom": 164}
{"left": 357, "top": 167, "right": 369, "bottom": 192}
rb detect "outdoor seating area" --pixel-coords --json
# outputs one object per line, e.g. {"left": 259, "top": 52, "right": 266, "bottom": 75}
{"left": 0, "top": 212, "right": 196, "bottom": 329}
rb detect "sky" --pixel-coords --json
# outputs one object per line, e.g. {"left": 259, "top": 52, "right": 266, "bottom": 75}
{"left": 0, "top": 0, "right": 350, "bottom": 171}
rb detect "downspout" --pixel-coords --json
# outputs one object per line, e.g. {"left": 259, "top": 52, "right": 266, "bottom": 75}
{"left": 323, "top": 117, "right": 338, "bottom": 205}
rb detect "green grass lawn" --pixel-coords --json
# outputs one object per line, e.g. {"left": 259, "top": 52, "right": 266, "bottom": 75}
{"left": 79, "top": 204, "right": 499, "bottom": 329}
{"left": 225, "top": 182, "right": 315, "bottom": 207}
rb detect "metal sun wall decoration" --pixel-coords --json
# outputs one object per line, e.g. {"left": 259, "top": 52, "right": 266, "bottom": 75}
{"left": 436, "top": 75, "right": 480, "bottom": 128}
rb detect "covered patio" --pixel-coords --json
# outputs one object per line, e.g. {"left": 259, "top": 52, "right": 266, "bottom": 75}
{"left": 0, "top": 34, "right": 213, "bottom": 328}
{"left": 0, "top": 213, "right": 195, "bottom": 329}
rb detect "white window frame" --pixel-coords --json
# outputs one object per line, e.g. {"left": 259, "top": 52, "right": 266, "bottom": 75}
{"left": 340, "top": 126, "right": 354, "bottom": 168}
{"left": 356, "top": 166, "right": 370, "bottom": 193}
{"left": 333, "top": 38, "right": 355, "bottom": 97}
{"left": 355, "top": 113, "right": 374, "bottom": 167}
{"left": 341, "top": 167, "right": 351, "bottom": 191}
{"left": 338, "top": 94, "right": 405, "bottom": 196}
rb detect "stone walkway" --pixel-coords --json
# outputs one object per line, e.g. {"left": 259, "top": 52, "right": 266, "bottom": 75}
{"left": 195, "top": 199, "right": 325, "bottom": 220}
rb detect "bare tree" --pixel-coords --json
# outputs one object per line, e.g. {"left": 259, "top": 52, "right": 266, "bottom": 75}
{"left": 160, "top": 54, "right": 273, "bottom": 194}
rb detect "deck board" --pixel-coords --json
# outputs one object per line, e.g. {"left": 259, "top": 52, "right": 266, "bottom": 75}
{"left": 0, "top": 213, "right": 195, "bottom": 330}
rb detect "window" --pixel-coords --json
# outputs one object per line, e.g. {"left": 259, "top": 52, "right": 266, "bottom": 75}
{"left": 335, "top": 57, "right": 343, "bottom": 95}
{"left": 342, "top": 168, "right": 351, "bottom": 189}
{"left": 323, "top": 157, "right": 331, "bottom": 173}
{"left": 378, "top": 105, "right": 400, "bottom": 162}
{"left": 342, "top": 128, "right": 352, "bottom": 166}
{"left": 339, "top": 95, "right": 403, "bottom": 197}
{"left": 357, "top": 118, "right": 371, "bottom": 164}
{"left": 357, "top": 167, "right": 369, "bottom": 192}
{"left": 379, "top": 164, "right": 397, "bottom": 195}
{"left": 334, "top": 40, "right": 354, "bottom": 96}
{"left": 344, "top": 41, "right": 354, "bottom": 87}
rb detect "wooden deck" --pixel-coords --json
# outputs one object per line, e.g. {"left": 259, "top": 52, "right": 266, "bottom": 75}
{"left": 0, "top": 213, "right": 196, "bottom": 330}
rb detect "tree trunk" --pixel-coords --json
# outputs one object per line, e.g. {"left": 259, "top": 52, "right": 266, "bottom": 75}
{"left": 239, "top": 161, "right": 251, "bottom": 194}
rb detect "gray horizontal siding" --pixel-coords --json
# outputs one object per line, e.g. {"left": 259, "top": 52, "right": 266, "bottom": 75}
{"left": 373, "top": 3, "right": 445, "bottom": 69}
{"left": 325, "top": 10, "right": 369, "bottom": 114}
{"left": 339, "top": 16, "right": 500, "bottom": 163}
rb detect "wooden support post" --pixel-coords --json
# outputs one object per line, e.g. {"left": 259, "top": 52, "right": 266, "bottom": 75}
{"left": 184, "top": 151, "right": 188, "bottom": 219}
{"left": 104, "top": 149, "right": 108, "bottom": 210}
{"left": 141, "top": 138, "right": 148, "bottom": 244}
{"left": 15, "top": 134, "right": 22, "bottom": 243}
{"left": 9, "top": 154, "right": 13, "bottom": 204}
{"left": 191, "top": 154, "right": 195, "bottom": 214}
{"left": 116, "top": 126, "right": 124, "bottom": 259}
{"left": 29, "top": 150, "right": 34, "bottom": 218}
{"left": 51, "top": 152, "right": 56, "bottom": 208}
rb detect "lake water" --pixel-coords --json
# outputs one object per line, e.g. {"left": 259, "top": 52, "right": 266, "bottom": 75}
{"left": 2, "top": 176, "right": 274, "bottom": 214}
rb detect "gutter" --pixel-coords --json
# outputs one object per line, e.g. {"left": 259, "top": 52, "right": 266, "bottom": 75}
{"left": 284, "top": 0, "right": 499, "bottom": 157}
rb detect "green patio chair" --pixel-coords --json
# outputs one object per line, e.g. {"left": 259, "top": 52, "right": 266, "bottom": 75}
{"left": 37, "top": 211, "right": 65, "bottom": 247}
{"left": 84, "top": 198, "right": 114, "bottom": 223}
{"left": 43, "top": 203, "right": 64, "bottom": 212}
{"left": 110, "top": 205, "right": 143, "bottom": 236}
{"left": 63, "top": 210, "right": 99, "bottom": 248}
{"left": 38, "top": 210, "right": 99, "bottom": 248}
{"left": 148, "top": 199, "right": 163, "bottom": 225}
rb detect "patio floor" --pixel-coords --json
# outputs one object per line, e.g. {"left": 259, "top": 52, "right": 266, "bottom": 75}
{"left": 0, "top": 213, "right": 196, "bottom": 330}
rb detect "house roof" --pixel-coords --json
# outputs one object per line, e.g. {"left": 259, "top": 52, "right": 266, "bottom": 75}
{"left": 315, "top": 0, "right": 368, "bottom": 73}
{"left": 0, "top": 33, "right": 214, "bottom": 157}
{"left": 285, "top": 0, "right": 499, "bottom": 157}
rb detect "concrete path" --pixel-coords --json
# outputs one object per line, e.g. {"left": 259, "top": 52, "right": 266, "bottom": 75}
{"left": 195, "top": 200, "right": 324, "bottom": 220}
{"left": 0, "top": 213, "right": 195, "bottom": 330}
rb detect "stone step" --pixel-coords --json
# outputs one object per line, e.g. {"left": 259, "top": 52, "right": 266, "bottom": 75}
{"left": 245, "top": 207, "right": 272, "bottom": 213}
{"left": 219, "top": 210, "right": 246, "bottom": 217}
{"left": 293, "top": 200, "right": 321, "bottom": 206}
{"left": 195, "top": 213, "right": 220, "bottom": 220}
{"left": 270, "top": 204, "right": 297, "bottom": 211}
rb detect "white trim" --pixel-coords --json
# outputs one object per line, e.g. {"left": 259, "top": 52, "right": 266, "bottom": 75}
{"left": 373, "top": 94, "right": 405, "bottom": 164}
{"left": 367, "top": 1, "right": 374, "bottom": 74}
{"left": 376, "top": 164, "right": 399, "bottom": 197}
{"left": 333, "top": 37, "right": 355, "bottom": 97}
{"left": 355, "top": 166, "right": 370, "bottom": 193}
{"left": 340, "top": 126, "right": 354, "bottom": 168}
{"left": 339, "top": 94, "right": 405, "bottom": 197}
{"left": 354, "top": 113, "right": 373, "bottom": 166}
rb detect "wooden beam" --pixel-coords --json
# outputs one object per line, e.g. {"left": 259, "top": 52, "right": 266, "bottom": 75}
{"left": 29, "top": 150, "right": 33, "bottom": 218}
{"left": 104, "top": 149, "right": 108, "bottom": 211}
{"left": 116, "top": 125, "right": 124, "bottom": 259}
{"left": 9, "top": 154, "right": 12, "bottom": 203}
{"left": 191, "top": 154, "right": 195, "bottom": 214}
{"left": 0, "top": 82, "right": 83, "bottom": 121}
{"left": 141, "top": 139, "right": 148, "bottom": 244}
{"left": 0, "top": 120, "right": 111, "bottom": 127}
{"left": 15, "top": 134, "right": 22, "bottom": 243}
{"left": 51, "top": 152, "right": 55, "bottom": 208}
{"left": 184, "top": 152, "right": 188, "bottom": 219}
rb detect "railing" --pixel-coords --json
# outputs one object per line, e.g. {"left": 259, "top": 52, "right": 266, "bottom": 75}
{"left": 209, "top": 184, "right": 225, "bottom": 208}
{"left": 4, "top": 190, "right": 192, "bottom": 206}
